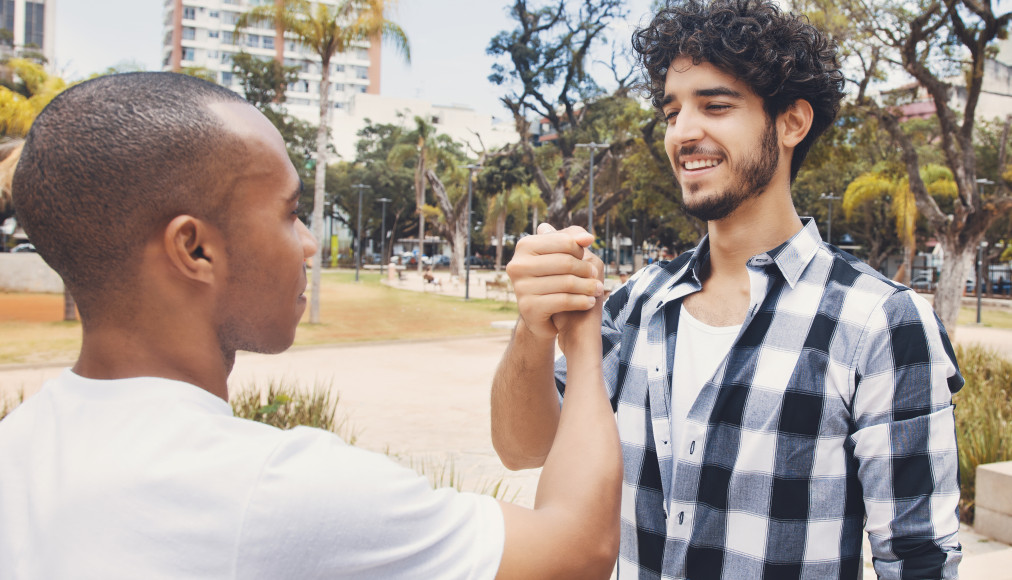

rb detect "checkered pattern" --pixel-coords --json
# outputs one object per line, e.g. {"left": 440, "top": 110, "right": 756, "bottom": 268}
{"left": 555, "top": 219, "right": 963, "bottom": 579}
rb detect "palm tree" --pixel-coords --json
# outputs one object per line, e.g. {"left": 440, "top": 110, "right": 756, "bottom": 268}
{"left": 0, "top": 59, "right": 66, "bottom": 138}
{"left": 387, "top": 116, "right": 455, "bottom": 273}
{"left": 484, "top": 183, "right": 542, "bottom": 272}
{"left": 237, "top": 0, "right": 410, "bottom": 323}
{"left": 843, "top": 164, "right": 956, "bottom": 286}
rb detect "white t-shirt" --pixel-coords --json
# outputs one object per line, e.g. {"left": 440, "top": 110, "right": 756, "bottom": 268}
{"left": 670, "top": 305, "right": 741, "bottom": 460}
{"left": 0, "top": 370, "right": 504, "bottom": 580}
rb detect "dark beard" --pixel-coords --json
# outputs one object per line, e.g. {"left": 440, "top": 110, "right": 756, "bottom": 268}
{"left": 679, "top": 118, "right": 780, "bottom": 222}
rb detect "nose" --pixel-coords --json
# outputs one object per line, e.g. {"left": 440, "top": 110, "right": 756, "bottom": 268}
{"left": 298, "top": 219, "right": 318, "bottom": 258}
{"left": 666, "top": 107, "right": 704, "bottom": 148}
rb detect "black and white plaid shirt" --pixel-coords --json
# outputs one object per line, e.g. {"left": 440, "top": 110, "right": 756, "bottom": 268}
{"left": 555, "top": 219, "right": 963, "bottom": 579}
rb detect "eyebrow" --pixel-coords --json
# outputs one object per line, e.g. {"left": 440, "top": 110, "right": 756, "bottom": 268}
{"left": 661, "top": 86, "right": 746, "bottom": 107}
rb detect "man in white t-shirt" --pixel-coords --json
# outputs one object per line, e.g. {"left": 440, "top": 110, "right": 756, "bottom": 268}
{"left": 0, "top": 72, "right": 621, "bottom": 579}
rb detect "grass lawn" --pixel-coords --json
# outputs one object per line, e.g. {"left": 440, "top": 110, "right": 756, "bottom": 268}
{"left": 0, "top": 270, "right": 518, "bottom": 366}
{"left": 957, "top": 305, "right": 1012, "bottom": 328}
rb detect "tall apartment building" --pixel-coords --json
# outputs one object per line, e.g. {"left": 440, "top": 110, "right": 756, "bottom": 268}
{"left": 160, "top": 0, "right": 381, "bottom": 124}
{"left": 0, "top": 0, "right": 55, "bottom": 67}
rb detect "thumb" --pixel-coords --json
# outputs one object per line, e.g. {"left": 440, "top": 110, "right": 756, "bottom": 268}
{"left": 537, "top": 222, "right": 557, "bottom": 235}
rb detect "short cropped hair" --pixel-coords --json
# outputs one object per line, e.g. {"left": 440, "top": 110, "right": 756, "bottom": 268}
{"left": 632, "top": 0, "right": 845, "bottom": 180}
{"left": 13, "top": 72, "right": 247, "bottom": 313}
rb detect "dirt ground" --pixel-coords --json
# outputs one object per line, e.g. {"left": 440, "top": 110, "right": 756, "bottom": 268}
{"left": 0, "top": 292, "right": 65, "bottom": 323}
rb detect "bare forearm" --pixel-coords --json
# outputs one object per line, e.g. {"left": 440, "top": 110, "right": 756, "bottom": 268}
{"left": 490, "top": 318, "right": 563, "bottom": 470}
{"left": 496, "top": 321, "right": 621, "bottom": 580}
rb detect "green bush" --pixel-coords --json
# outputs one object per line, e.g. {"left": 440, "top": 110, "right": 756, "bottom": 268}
{"left": 230, "top": 379, "right": 358, "bottom": 445}
{"left": 0, "top": 389, "right": 23, "bottom": 422}
{"left": 953, "top": 344, "right": 1012, "bottom": 523}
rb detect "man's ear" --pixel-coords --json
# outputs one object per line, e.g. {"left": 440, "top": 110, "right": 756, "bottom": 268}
{"left": 162, "top": 215, "right": 222, "bottom": 285}
{"left": 778, "top": 99, "right": 814, "bottom": 148}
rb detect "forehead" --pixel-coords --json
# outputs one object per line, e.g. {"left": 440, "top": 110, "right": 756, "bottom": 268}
{"left": 662, "top": 57, "right": 756, "bottom": 102}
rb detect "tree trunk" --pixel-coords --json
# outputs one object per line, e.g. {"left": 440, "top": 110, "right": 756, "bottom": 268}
{"left": 62, "top": 289, "right": 77, "bottom": 322}
{"left": 309, "top": 55, "right": 332, "bottom": 324}
{"left": 495, "top": 211, "right": 506, "bottom": 272}
{"left": 934, "top": 236, "right": 977, "bottom": 339}
{"left": 415, "top": 153, "right": 426, "bottom": 274}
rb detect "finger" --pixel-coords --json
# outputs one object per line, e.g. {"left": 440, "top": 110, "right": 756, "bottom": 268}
{"left": 514, "top": 273, "right": 604, "bottom": 298}
{"left": 555, "top": 225, "right": 594, "bottom": 247}
{"left": 521, "top": 294, "right": 599, "bottom": 322}
{"left": 514, "top": 233, "right": 591, "bottom": 260}
{"left": 536, "top": 222, "right": 557, "bottom": 235}
{"left": 509, "top": 252, "right": 599, "bottom": 280}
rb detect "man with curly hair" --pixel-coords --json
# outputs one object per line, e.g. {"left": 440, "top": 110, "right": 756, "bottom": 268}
{"left": 490, "top": 0, "right": 964, "bottom": 578}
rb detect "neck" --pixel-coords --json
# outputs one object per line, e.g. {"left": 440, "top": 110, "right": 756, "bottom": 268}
{"left": 705, "top": 181, "right": 802, "bottom": 280}
{"left": 73, "top": 317, "right": 234, "bottom": 401}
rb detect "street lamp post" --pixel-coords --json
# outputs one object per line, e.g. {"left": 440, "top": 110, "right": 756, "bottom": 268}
{"left": 377, "top": 197, "right": 391, "bottom": 265}
{"left": 352, "top": 184, "right": 370, "bottom": 282}
{"left": 976, "top": 178, "right": 995, "bottom": 324}
{"left": 630, "top": 218, "right": 638, "bottom": 272}
{"left": 819, "top": 193, "right": 840, "bottom": 244}
{"left": 604, "top": 212, "right": 611, "bottom": 279}
{"left": 575, "top": 142, "right": 609, "bottom": 236}
{"left": 464, "top": 164, "right": 482, "bottom": 300}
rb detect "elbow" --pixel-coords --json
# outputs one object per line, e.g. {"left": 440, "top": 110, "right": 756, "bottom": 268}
{"left": 573, "top": 533, "right": 620, "bottom": 580}
{"left": 492, "top": 437, "right": 548, "bottom": 471}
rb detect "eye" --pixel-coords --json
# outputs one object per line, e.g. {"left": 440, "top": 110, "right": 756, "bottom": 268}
{"left": 706, "top": 103, "right": 731, "bottom": 112}
{"left": 664, "top": 109, "right": 679, "bottom": 123}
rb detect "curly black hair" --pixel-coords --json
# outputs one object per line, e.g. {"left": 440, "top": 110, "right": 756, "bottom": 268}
{"left": 632, "top": 0, "right": 845, "bottom": 181}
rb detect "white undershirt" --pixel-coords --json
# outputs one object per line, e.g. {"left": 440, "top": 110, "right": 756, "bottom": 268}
{"left": 670, "top": 304, "right": 741, "bottom": 461}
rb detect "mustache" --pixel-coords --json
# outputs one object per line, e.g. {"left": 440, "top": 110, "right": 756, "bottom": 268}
{"left": 677, "top": 145, "right": 725, "bottom": 163}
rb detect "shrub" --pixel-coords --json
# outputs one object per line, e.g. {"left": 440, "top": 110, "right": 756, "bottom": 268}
{"left": 0, "top": 389, "right": 23, "bottom": 422}
{"left": 407, "top": 455, "right": 519, "bottom": 502}
{"left": 230, "top": 378, "right": 358, "bottom": 445}
{"left": 953, "top": 344, "right": 1012, "bottom": 523}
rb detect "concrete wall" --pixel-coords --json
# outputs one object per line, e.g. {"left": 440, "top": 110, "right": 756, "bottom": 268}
{"left": 977, "top": 461, "right": 1012, "bottom": 544}
{"left": 0, "top": 253, "right": 64, "bottom": 293}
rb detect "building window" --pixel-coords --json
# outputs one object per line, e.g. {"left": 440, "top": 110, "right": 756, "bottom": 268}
{"left": 221, "top": 72, "right": 233, "bottom": 85}
{"left": 182, "top": 27, "right": 195, "bottom": 41}
{"left": 334, "top": 101, "right": 346, "bottom": 109}
{"left": 23, "top": 1, "right": 44, "bottom": 48}
{"left": 0, "top": 0, "right": 14, "bottom": 37}
{"left": 245, "top": 34, "right": 259, "bottom": 48}
{"left": 333, "top": 64, "right": 345, "bottom": 73}
{"left": 355, "top": 66, "right": 369, "bottom": 80}
{"left": 209, "top": 10, "right": 219, "bottom": 18}
{"left": 182, "top": 47, "right": 195, "bottom": 62}
{"left": 208, "top": 30, "right": 219, "bottom": 39}
{"left": 223, "top": 11, "right": 239, "bottom": 25}
{"left": 333, "top": 83, "right": 345, "bottom": 92}
{"left": 222, "top": 31, "right": 234, "bottom": 45}
{"left": 220, "top": 51, "right": 232, "bottom": 64}
{"left": 262, "top": 36, "right": 273, "bottom": 50}
{"left": 182, "top": 6, "right": 196, "bottom": 20}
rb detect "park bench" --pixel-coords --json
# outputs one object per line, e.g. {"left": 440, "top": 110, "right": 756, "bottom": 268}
{"left": 485, "top": 275, "right": 513, "bottom": 301}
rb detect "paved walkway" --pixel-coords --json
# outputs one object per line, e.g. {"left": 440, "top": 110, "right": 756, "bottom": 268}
{"left": 2, "top": 270, "right": 1011, "bottom": 577}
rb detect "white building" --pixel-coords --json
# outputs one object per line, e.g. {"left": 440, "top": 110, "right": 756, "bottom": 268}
{"left": 331, "top": 93, "right": 519, "bottom": 160}
{"left": 160, "top": 0, "right": 381, "bottom": 124}
{"left": 0, "top": 0, "right": 55, "bottom": 68}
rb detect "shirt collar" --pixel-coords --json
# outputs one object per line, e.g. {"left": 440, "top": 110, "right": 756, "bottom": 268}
{"left": 673, "top": 217, "right": 822, "bottom": 290}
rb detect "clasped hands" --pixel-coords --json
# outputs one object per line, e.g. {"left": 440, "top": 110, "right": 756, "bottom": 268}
{"left": 505, "top": 223, "right": 605, "bottom": 354}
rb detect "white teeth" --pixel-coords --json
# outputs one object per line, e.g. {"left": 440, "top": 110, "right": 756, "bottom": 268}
{"left": 683, "top": 159, "right": 720, "bottom": 170}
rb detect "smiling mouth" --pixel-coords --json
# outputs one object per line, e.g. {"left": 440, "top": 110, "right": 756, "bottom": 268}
{"left": 682, "top": 158, "right": 722, "bottom": 171}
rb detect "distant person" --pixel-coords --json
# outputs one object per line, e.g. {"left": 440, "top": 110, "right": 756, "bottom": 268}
{"left": 491, "top": 0, "right": 963, "bottom": 578}
{"left": 0, "top": 72, "right": 621, "bottom": 579}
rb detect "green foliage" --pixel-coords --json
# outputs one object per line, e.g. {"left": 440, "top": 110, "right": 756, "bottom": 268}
{"left": 231, "top": 51, "right": 300, "bottom": 110}
{"left": 231, "top": 379, "right": 358, "bottom": 444}
{"left": 0, "top": 59, "right": 66, "bottom": 137}
{"left": 0, "top": 388, "right": 23, "bottom": 422}
{"left": 953, "top": 345, "right": 1012, "bottom": 523}
{"left": 407, "top": 456, "right": 519, "bottom": 501}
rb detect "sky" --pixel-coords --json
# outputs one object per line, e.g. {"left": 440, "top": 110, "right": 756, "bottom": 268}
{"left": 52, "top": 0, "right": 656, "bottom": 119}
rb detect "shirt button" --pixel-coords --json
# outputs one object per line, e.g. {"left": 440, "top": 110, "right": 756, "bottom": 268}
{"left": 657, "top": 301, "right": 663, "bottom": 308}
{"left": 678, "top": 512, "right": 685, "bottom": 525}
{"left": 689, "top": 441, "right": 695, "bottom": 455}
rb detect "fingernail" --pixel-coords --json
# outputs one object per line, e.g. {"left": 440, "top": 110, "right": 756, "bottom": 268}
{"left": 595, "top": 281, "right": 604, "bottom": 296}
{"left": 587, "top": 296, "right": 597, "bottom": 308}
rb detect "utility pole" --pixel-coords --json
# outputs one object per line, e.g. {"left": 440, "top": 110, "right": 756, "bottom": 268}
{"left": 575, "top": 142, "right": 609, "bottom": 236}
{"left": 463, "top": 164, "right": 482, "bottom": 300}
{"left": 377, "top": 197, "right": 391, "bottom": 265}
{"left": 819, "top": 193, "right": 840, "bottom": 244}
{"left": 352, "top": 184, "right": 370, "bottom": 282}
